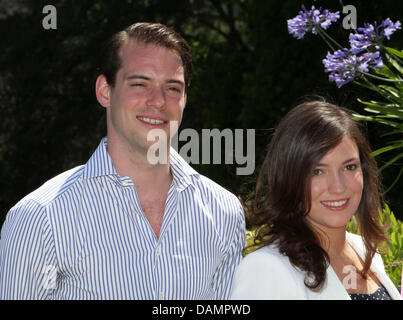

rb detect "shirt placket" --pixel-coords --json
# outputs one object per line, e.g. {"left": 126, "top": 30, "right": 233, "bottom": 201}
{"left": 153, "top": 182, "right": 181, "bottom": 300}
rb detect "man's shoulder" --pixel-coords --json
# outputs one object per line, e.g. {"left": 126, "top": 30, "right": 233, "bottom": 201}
{"left": 171, "top": 148, "right": 241, "bottom": 207}
{"left": 12, "top": 165, "right": 85, "bottom": 211}
{"left": 192, "top": 173, "right": 241, "bottom": 206}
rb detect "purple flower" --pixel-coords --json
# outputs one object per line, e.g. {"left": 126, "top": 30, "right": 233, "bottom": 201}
{"left": 323, "top": 49, "right": 383, "bottom": 88}
{"left": 349, "top": 18, "right": 401, "bottom": 54}
{"left": 382, "top": 18, "right": 402, "bottom": 39}
{"left": 287, "top": 5, "right": 340, "bottom": 40}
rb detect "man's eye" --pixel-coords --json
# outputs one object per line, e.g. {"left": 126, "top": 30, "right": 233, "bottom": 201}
{"left": 129, "top": 83, "right": 145, "bottom": 87}
{"left": 168, "top": 87, "right": 181, "bottom": 93}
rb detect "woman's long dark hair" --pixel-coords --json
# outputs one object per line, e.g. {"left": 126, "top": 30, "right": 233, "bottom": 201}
{"left": 247, "top": 101, "right": 387, "bottom": 291}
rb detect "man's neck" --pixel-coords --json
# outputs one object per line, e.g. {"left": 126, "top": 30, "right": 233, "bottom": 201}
{"left": 106, "top": 136, "right": 172, "bottom": 189}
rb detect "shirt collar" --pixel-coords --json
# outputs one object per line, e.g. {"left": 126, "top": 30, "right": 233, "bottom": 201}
{"left": 169, "top": 147, "right": 199, "bottom": 191}
{"left": 82, "top": 137, "right": 117, "bottom": 179}
{"left": 83, "top": 137, "right": 199, "bottom": 190}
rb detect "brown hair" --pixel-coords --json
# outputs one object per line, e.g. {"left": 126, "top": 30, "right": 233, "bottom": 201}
{"left": 97, "top": 22, "right": 192, "bottom": 90}
{"left": 247, "top": 101, "right": 387, "bottom": 290}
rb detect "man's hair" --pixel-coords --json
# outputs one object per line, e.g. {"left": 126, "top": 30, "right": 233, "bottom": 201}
{"left": 246, "top": 100, "right": 387, "bottom": 291}
{"left": 97, "top": 22, "right": 192, "bottom": 89}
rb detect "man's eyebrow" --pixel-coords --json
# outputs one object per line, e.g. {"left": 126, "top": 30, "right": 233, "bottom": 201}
{"left": 125, "top": 75, "right": 184, "bottom": 86}
{"left": 166, "top": 79, "right": 185, "bottom": 86}
{"left": 126, "top": 74, "right": 150, "bottom": 80}
{"left": 316, "top": 157, "right": 359, "bottom": 167}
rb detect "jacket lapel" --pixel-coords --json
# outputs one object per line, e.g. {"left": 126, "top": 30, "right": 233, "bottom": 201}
{"left": 346, "top": 232, "right": 402, "bottom": 300}
{"left": 306, "top": 265, "right": 351, "bottom": 300}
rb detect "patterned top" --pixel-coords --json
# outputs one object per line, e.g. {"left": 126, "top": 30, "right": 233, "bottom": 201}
{"left": 349, "top": 285, "right": 392, "bottom": 300}
{"left": 0, "top": 137, "right": 245, "bottom": 300}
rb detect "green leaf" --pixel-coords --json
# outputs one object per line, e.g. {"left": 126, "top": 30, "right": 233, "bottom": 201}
{"left": 357, "top": 99, "right": 400, "bottom": 108}
{"left": 352, "top": 112, "right": 401, "bottom": 128}
{"left": 384, "top": 168, "right": 403, "bottom": 194}
{"left": 373, "top": 64, "right": 401, "bottom": 80}
{"left": 372, "top": 143, "right": 403, "bottom": 157}
{"left": 354, "top": 80, "right": 380, "bottom": 93}
{"left": 378, "top": 85, "right": 403, "bottom": 101}
{"left": 379, "top": 152, "right": 403, "bottom": 172}
{"left": 385, "top": 54, "right": 403, "bottom": 78}
{"left": 363, "top": 105, "right": 403, "bottom": 118}
{"left": 385, "top": 46, "right": 403, "bottom": 59}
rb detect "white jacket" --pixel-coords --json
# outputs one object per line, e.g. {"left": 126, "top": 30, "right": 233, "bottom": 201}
{"left": 230, "top": 232, "right": 402, "bottom": 300}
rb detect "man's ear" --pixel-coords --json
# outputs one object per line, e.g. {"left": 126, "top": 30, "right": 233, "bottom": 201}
{"left": 95, "top": 74, "right": 111, "bottom": 108}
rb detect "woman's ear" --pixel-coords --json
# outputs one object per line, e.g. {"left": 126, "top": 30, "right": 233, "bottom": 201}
{"left": 95, "top": 74, "right": 111, "bottom": 108}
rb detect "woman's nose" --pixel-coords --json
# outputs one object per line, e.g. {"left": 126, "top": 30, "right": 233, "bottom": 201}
{"left": 327, "top": 171, "right": 346, "bottom": 194}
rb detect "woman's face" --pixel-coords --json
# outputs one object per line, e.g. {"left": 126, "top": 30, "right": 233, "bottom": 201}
{"left": 307, "top": 136, "right": 364, "bottom": 232}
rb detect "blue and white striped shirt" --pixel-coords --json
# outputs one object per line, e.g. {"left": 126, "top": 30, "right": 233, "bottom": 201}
{"left": 0, "top": 138, "right": 245, "bottom": 300}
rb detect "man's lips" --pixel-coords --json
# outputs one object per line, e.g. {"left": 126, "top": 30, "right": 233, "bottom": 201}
{"left": 136, "top": 116, "right": 168, "bottom": 127}
{"left": 320, "top": 198, "right": 350, "bottom": 211}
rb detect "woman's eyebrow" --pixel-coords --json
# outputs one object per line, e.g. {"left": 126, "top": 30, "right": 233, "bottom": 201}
{"left": 316, "top": 157, "right": 359, "bottom": 167}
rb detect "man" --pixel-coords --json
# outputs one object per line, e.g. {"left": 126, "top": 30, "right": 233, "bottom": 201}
{"left": 0, "top": 22, "right": 245, "bottom": 299}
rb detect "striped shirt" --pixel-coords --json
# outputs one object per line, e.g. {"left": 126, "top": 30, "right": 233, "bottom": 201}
{"left": 0, "top": 138, "right": 245, "bottom": 300}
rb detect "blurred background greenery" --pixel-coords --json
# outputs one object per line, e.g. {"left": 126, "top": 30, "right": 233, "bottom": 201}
{"left": 1, "top": 0, "right": 403, "bottom": 227}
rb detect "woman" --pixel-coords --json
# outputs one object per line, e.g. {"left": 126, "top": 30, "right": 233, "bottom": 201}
{"left": 230, "top": 101, "right": 402, "bottom": 300}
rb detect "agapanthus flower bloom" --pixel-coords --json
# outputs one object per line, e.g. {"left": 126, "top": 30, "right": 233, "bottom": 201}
{"left": 349, "top": 18, "right": 401, "bottom": 54}
{"left": 323, "top": 49, "right": 383, "bottom": 88}
{"left": 287, "top": 5, "right": 340, "bottom": 40}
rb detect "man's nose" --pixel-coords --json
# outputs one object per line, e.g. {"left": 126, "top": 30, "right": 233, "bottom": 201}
{"left": 146, "top": 86, "right": 166, "bottom": 109}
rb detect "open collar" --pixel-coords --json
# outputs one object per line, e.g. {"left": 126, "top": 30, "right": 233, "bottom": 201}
{"left": 82, "top": 137, "right": 199, "bottom": 191}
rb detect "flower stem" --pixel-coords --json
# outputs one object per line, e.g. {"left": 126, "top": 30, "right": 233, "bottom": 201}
{"left": 317, "top": 27, "right": 345, "bottom": 51}
{"left": 360, "top": 74, "right": 382, "bottom": 91}
{"left": 317, "top": 29, "right": 336, "bottom": 52}
{"left": 359, "top": 71, "right": 403, "bottom": 83}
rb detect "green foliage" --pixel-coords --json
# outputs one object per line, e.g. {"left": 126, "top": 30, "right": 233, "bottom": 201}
{"left": 244, "top": 228, "right": 259, "bottom": 256}
{"left": 352, "top": 48, "right": 403, "bottom": 193}
{"left": 347, "top": 204, "right": 403, "bottom": 288}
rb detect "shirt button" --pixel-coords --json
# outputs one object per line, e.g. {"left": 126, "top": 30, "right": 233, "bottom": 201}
{"left": 159, "top": 292, "right": 164, "bottom": 300}
{"left": 156, "top": 246, "right": 161, "bottom": 255}
{"left": 121, "top": 180, "right": 130, "bottom": 186}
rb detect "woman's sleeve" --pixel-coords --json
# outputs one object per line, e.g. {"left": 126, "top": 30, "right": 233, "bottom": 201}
{"left": 229, "top": 248, "right": 305, "bottom": 300}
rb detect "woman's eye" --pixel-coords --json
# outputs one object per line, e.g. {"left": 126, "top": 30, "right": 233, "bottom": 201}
{"left": 313, "top": 169, "right": 323, "bottom": 176}
{"left": 345, "top": 164, "right": 358, "bottom": 171}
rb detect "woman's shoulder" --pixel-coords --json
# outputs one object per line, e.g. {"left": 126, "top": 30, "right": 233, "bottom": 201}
{"left": 240, "top": 244, "right": 289, "bottom": 267}
{"left": 230, "top": 244, "right": 306, "bottom": 299}
{"left": 346, "top": 232, "right": 385, "bottom": 268}
{"left": 346, "top": 231, "right": 362, "bottom": 244}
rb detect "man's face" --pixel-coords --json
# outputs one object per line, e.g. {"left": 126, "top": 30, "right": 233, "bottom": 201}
{"left": 97, "top": 41, "right": 187, "bottom": 156}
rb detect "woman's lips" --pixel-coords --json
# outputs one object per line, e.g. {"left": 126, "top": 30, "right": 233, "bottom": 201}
{"left": 320, "top": 198, "right": 350, "bottom": 211}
